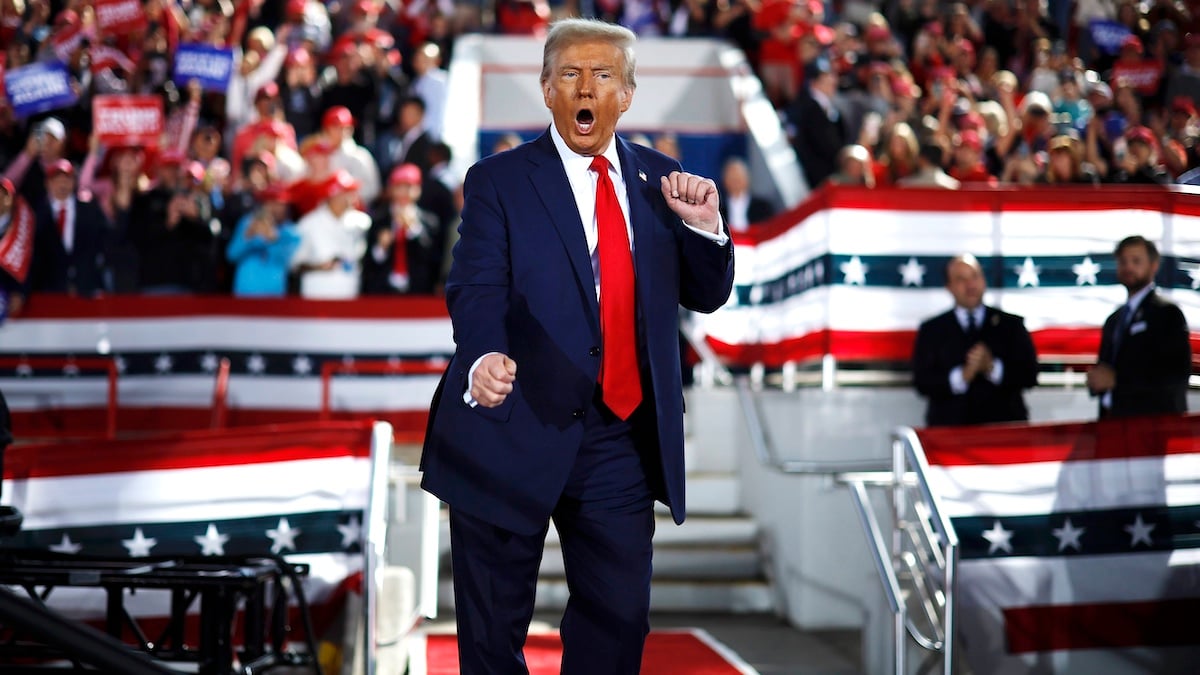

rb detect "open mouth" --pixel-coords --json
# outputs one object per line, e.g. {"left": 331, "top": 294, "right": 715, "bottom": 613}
{"left": 575, "top": 109, "right": 595, "bottom": 134}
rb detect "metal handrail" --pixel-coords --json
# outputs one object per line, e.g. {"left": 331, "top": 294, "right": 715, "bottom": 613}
{"left": 890, "top": 427, "right": 958, "bottom": 675}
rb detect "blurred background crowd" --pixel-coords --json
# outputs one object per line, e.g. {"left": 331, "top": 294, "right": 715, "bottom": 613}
{"left": 1, "top": 0, "right": 1198, "bottom": 309}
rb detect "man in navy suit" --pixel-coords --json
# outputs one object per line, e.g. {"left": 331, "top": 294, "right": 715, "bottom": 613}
{"left": 31, "top": 159, "right": 110, "bottom": 297}
{"left": 1087, "top": 236, "right": 1191, "bottom": 418}
{"left": 420, "top": 18, "right": 735, "bottom": 674}
{"left": 912, "top": 254, "right": 1039, "bottom": 426}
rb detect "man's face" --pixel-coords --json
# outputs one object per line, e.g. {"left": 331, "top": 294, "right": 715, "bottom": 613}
{"left": 1116, "top": 243, "right": 1158, "bottom": 292}
{"left": 48, "top": 173, "right": 74, "bottom": 201}
{"left": 542, "top": 39, "right": 633, "bottom": 157}
{"left": 722, "top": 162, "right": 749, "bottom": 195}
{"left": 946, "top": 259, "right": 986, "bottom": 309}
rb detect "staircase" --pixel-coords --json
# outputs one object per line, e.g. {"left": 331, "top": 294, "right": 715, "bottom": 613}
{"left": 433, "top": 413, "right": 776, "bottom": 614}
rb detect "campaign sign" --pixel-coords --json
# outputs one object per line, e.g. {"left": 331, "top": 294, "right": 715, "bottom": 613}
{"left": 94, "top": 0, "right": 147, "bottom": 36}
{"left": 173, "top": 44, "right": 234, "bottom": 93}
{"left": 93, "top": 94, "right": 164, "bottom": 148}
{"left": 1089, "top": 20, "right": 1131, "bottom": 55}
{"left": 1112, "top": 61, "right": 1163, "bottom": 97}
{"left": 5, "top": 61, "right": 78, "bottom": 120}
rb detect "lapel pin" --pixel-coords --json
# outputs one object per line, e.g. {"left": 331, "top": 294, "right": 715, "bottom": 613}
{"left": 638, "top": 170, "right": 647, "bottom": 183}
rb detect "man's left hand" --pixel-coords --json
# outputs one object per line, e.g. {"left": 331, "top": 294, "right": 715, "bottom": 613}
{"left": 661, "top": 171, "right": 720, "bottom": 235}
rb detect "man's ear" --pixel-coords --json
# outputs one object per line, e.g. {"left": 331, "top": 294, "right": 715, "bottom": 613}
{"left": 619, "top": 87, "right": 633, "bottom": 113}
{"left": 543, "top": 82, "right": 553, "bottom": 109}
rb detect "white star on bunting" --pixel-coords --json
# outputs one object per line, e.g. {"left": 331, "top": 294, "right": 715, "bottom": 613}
{"left": 154, "top": 354, "right": 174, "bottom": 374}
{"left": 49, "top": 533, "right": 83, "bottom": 554}
{"left": 247, "top": 353, "right": 267, "bottom": 375}
{"left": 898, "top": 257, "right": 926, "bottom": 287}
{"left": 1186, "top": 263, "right": 1200, "bottom": 290}
{"left": 122, "top": 528, "right": 158, "bottom": 557}
{"left": 15, "top": 363, "right": 32, "bottom": 377}
{"left": 1072, "top": 256, "right": 1101, "bottom": 286}
{"left": 1014, "top": 257, "right": 1041, "bottom": 287}
{"left": 982, "top": 520, "right": 1013, "bottom": 554}
{"left": 195, "top": 523, "right": 230, "bottom": 556}
{"left": 337, "top": 516, "right": 362, "bottom": 549}
{"left": 1124, "top": 513, "right": 1155, "bottom": 548}
{"left": 292, "top": 355, "right": 313, "bottom": 375}
{"left": 200, "top": 352, "right": 220, "bottom": 373}
{"left": 840, "top": 256, "right": 868, "bottom": 285}
{"left": 1051, "top": 518, "right": 1085, "bottom": 552}
{"left": 266, "top": 517, "right": 301, "bottom": 554}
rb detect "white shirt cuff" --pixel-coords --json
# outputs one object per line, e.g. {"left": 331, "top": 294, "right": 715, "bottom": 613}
{"left": 461, "top": 352, "right": 499, "bottom": 407}
{"left": 987, "top": 358, "right": 1004, "bottom": 385}
{"left": 684, "top": 218, "right": 729, "bottom": 246}
{"left": 949, "top": 366, "right": 968, "bottom": 395}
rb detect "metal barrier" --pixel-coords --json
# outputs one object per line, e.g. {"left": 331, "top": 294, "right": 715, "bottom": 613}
{"left": 0, "top": 357, "right": 119, "bottom": 439}
{"left": 319, "top": 359, "right": 446, "bottom": 421}
{"left": 682, "top": 319, "right": 959, "bottom": 674}
{"left": 838, "top": 429, "right": 959, "bottom": 675}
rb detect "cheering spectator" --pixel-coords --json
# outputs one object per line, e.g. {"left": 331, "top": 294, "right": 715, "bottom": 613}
{"left": 361, "top": 163, "right": 441, "bottom": 295}
{"left": 32, "top": 160, "right": 110, "bottom": 297}
{"left": 4, "top": 118, "right": 68, "bottom": 210}
{"left": 411, "top": 42, "right": 449, "bottom": 141}
{"left": 1040, "top": 134, "right": 1101, "bottom": 184}
{"left": 227, "top": 184, "right": 300, "bottom": 297}
{"left": 322, "top": 106, "right": 382, "bottom": 206}
{"left": 290, "top": 169, "right": 370, "bottom": 299}
{"left": 129, "top": 155, "right": 217, "bottom": 293}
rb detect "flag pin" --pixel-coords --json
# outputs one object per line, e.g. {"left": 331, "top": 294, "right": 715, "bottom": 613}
{"left": 638, "top": 170, "right": 647, "bottom": 182}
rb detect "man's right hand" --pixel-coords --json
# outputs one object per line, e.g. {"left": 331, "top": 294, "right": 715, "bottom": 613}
{"left": 1086, "top": 363, "right": 1116, "bottom": 394}
{"left": 471, "top": 353, "right": 517, "bottom": 408}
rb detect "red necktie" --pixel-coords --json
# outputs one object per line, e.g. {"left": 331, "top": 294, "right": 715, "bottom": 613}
{"left": 590, "top": 155, "right": 641, "bottom": 420}
{"left": 391, "top": 222, "right": 409, "bottom": 289}
{"left": 56, "top": 203, "right": 66, "bottom": 239}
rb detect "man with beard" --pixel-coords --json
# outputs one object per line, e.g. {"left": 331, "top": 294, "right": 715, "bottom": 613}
{"left": 420, "top": 18, "right": 734, "bottom": 674}
{"left": 1087, "top": 235, "right": 1191, "bottom": 418}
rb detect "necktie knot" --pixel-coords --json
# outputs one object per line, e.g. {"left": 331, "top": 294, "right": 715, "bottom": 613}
{"left": 590, "top": 155, "right": 610, "bottom": 176}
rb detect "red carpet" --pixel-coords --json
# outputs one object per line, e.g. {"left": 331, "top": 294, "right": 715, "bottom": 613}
{"left": 422, "top": 629, "right": 758, "bottom": 674}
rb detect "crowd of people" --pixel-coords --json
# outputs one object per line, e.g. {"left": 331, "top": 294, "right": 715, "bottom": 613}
{"left": 0, "top": 0, "right": 1198, "bottom": 311}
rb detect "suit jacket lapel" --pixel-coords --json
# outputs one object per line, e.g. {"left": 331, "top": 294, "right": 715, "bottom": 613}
{"left": 527, "top": 131, "right": 600, "bottom": 325}
{"left": 617, "top": 137, "right": 656, "bottom": 307}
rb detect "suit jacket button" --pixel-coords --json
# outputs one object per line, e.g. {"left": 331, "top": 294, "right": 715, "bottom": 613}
{"left": 589, "top": 346, "right": 600, "bottom": 357}
{"left": 572, "top": 409, "right": 585, "bottom": 419}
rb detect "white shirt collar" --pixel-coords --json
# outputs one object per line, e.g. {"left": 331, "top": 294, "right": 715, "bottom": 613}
{"left": 548, "top": 124, "right": 624, "bottom": 184}
{"left": 1126, "top": 283, "right": 1154, "bottom": 312}
{"left": 954, "top": 304, "right": 986, "bottom": 329}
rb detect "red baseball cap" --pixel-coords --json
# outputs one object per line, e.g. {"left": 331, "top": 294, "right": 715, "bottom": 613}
{"left": 0, "top": 178, "right": 13, "bottom": 195}
{"left": 324, "top": 170, "right": 361, "bottom": 199}
{"left": 286, "top": 0, "right": 307, "bottom": 18}
{"left": 1171, "top": 95, "right": 1198, "bottom": 117}
{"left": 46, "top": 159, "right": 75, "bottom": 179}
{"left": 256, "top": 182, "right": 290, "bottom": 203}
{"left": 255, "top": 81, "right": 280, "bottom": 101}
{"left": 322, "top": 106, "right": 355, "bottom": 129}
{"left": 957, "top": 130, "right": 983, "bottom": 151}
{"left": 389, "top": 163, "right": 422, "bottom": 186}
{"left": 1125, "top": 125, "right": 1155, "bottom": 146}
{"left": 1120, "top": 34, "right": 1143, "bottom": 53}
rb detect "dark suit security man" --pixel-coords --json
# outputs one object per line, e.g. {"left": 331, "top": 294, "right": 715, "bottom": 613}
{"left": 1087, "top": 235, "right": 1191, "bottom": 418}
{"left": 31, "top": 159, "right": 109, "bottom": 297}
{"left": 420, "top": 18, "right": 735, "bottom": 674}
{"left": 913, "top": 254, "right": 1039, "bottom": 426}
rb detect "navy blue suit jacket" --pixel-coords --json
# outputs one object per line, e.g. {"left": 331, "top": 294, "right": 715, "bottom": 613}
{"left": 32, "top": 197, "right": 110, "bottom": 296}
{"left": 420, "top": 130, "right": 735, "bottom": 535}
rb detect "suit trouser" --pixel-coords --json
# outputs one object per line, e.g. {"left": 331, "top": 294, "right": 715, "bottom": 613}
{"left": 449, "top": 396, "right": 657, "bottom": 674}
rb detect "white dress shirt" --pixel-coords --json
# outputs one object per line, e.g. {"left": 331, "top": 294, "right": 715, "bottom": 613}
{"left": 948, "top": 304, "right": 1004, "bottom": 395}
{"left": 53, "top": 198, "right": 76, "bottom": 253}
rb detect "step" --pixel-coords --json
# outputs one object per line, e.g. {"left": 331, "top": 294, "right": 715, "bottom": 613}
{"left": 436, "top": 578, "right": 776, "bottom": 613}
{"left": 538, "top": 546, "right": 763, "bottom": 580}
{"left": 654, "top": 473, "right": 742, "bottom": 517}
